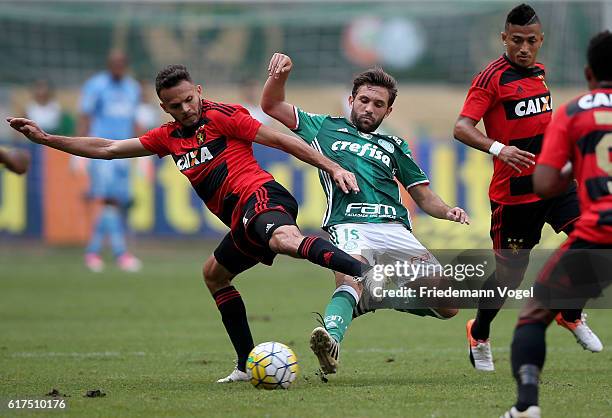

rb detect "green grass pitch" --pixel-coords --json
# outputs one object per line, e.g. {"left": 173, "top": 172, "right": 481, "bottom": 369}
{"left": 1, "top": 244, "right": 610, "bottom": 417}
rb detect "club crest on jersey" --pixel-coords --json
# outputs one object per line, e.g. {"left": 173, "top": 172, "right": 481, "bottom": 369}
{"left": 377, "top": 139, "right": 395, "bottom": 153}
{"left": 537, "top": 74, "right": 548, "bottom": 90}
{"left": 507, "top": 238, "right": 524, "bottom": 255}
{"left": 504, "top": 93, "right": 552, "bottom": 120}
{"left": 196, "top": 125, "right": 206, "bottom": 144}
{"left": 173, "top": 145, "right": 214, "bottom": 171}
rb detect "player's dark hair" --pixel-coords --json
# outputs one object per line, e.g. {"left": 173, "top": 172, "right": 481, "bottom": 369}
{"left": 155, "top": 64, "right": 193, "bottom": 95}
{"left": 587, "top": 30, "right": 612, "bottom": 82}
{"left": 505, "top": 4, "right": 540, "bottom": 28}
{"left": 352, "top": 67, "right": 398, "bottom": 106}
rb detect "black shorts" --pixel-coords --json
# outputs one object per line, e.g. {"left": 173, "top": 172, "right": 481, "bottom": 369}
{"left": 533, "top": 237, "right": 612, "bottom": 308}
{"left": 490, "top": 183, "right": 580, "bottom": 259}
{"left": 213, "top": 180, "right": 299, "bottom": 275}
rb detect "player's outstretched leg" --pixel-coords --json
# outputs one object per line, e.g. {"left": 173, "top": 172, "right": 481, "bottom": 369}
{"left": 267, "top": 226, "right": 370, "bottom": 278}
{"left": 203, "top": 252, "right": 254, "bottom": 383}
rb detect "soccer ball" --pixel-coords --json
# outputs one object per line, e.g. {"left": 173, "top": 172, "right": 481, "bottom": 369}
{"left": 246, "top": 341, "right": 299, "bottom": 390}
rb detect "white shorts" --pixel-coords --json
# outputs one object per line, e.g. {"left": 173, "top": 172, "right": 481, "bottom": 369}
{"left": 327, "top": 222, "right": 439, "bottom": 268}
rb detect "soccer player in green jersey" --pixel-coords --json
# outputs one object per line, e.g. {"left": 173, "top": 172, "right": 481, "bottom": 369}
{"left": 262, "top": 53, "right": 470, "bottom": 374}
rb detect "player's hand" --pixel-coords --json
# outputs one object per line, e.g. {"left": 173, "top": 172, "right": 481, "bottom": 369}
{"left": 446, "top": 207, "right": 470, "bottom": 225}
{"left": 497, "top": 145, "right": 535, "bottom": 173}
{"left": 268, "top": 53, "right": 293, "bottom": 79}
{"left": 330, "top": 167, "right": 360, "bottom": 194}
{"left": 6, "top": 117, "right": 48, "bottom": 144}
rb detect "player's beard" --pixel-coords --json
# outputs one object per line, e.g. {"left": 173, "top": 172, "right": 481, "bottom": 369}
{"left": 182, "top": 100, "right": 203, "bottom": 127}
{"left": 350, "top": 109, "right": 382, "bottom": 133}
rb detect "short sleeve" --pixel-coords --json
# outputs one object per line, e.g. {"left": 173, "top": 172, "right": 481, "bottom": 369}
{"left": 395, "top": 147, "right": 430, "bottom": 189}
{"left": 213, "top": 106, "right": 262, "bottom": 142}
{"left": 538, "top": 104, "right": 572, "bottom": 170}
{"left": 459, "top": 76, "right": 497, "bottom": 122}
{"left": 79, "top": 77, "right": 100, "bottom": 115}
{"left": 139, "top": 126, "right": 169, "bottom": 158}
{"left": 292, "top": 107, "right": 328, "bottom": 144}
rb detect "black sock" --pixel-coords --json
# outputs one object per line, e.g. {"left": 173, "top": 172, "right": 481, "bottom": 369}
{"left": 213, "top": 286, "right": 254, "bottom": 372}
{"left": 298, "top": 237, "right": 370, "bottom": 277}
{"left": 471, "top": 272, "right": 503, "bottom": 340}
{"left": 471, "top": 308, "right": 499, "bottom": 340}
{"left": 560, "top": 309, "right": 581, "bottom": 323}
{"left": 511, "top": 323, "right": 547, "bottom": 411}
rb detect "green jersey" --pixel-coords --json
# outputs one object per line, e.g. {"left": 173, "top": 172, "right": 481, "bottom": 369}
{"left": 292, "top": 107, "right": 429, "bottom": 230}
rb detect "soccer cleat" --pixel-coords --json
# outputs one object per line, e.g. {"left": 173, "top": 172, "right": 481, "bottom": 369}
{"left": 466, "top": 319, "right": 494, "bottom": 371}
{"left": 555, "top": 312, "right": 603, "bottom": 352}
{"left": 85, "top": 253, "right": 104, "bottom": 273}
{"left": 309, "top": 327, "right": 340, "bottom": 374}
{"left": 117, "top": 253, "right": 142, "bottom": 272}
{"left": 216, "top": 367, "right": 249, "bottom": 383}
{"left": 500, "top": 405, "right": 541, "bottom": 418}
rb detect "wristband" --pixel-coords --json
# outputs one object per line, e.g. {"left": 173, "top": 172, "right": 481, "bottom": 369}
{"left": 488, "top": 141, "right": 505, "bottom": 156}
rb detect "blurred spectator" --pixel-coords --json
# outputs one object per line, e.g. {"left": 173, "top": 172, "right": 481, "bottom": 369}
{"left": 135, "top": 79, "right": 162, "bottom": 135}
{"left": 240, "top": 78, "right": 272, "bottom": 125}
{"left": 0, "top": 147, "right": 30, "bottom": 175}
{"left": 79, "top": 49, "right": 142, "bottom": 273}
{"left": 134, "top": 79, "right": 159, "bottom": 184}
{"left": 24, "top": 80, "right": 62, "bottom": 134}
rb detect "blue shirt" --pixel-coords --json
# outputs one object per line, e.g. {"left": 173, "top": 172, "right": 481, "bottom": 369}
{"left": 79, "top": 72, "right": 141, "bottom": 139}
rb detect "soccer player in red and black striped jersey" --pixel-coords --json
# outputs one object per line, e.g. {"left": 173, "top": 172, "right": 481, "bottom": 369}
{"left": 454, "top": 4, "right": 602, "bottom": 372}
{"left": 502, "top": 30, "right": 612, "bottom": 418}
{"left": 6, "top": 65, "right": 372, "bottom": 384}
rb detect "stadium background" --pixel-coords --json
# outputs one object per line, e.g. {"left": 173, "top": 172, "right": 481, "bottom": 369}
{"left": 2, "top": 3, "right": 612, "bottom": 417}
{"left": 0, "top": 0, "right": 610, "bottom": 249}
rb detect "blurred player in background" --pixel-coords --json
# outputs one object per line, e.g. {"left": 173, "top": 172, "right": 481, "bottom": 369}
{"left": 502, "top": 30, "right": 612, "bottom": 418}
{"left": 7, "top": 64, "right": 373, "bottom": 384}
{"left": 25, "top": 80, "right": 63, "bottom": 134}
{"left": 240, "top": 78, "right": 272, "bottom": 126}
{"left": 0, "top": 147, "right": 30, "bottom": 175}
{"left": 79, "top": 49, "right": 142, "bottom": 273}
{"left": 454, "top": 3, "right": 602, "bottom": 371}
{"left": 262, "top": 52, "right": 469, "bottom": 374}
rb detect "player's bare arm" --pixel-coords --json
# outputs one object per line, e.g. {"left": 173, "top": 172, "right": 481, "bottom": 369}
{"left": 261, "top": 53, "right": 297, "bottom": 129}
{"left": 453, "top": 115, "right": 535, "bottom": 173}
{"left": 6, "top": 117, "right": 153, "bottom": 159}
{"left": 408, "top": 183, "right": 470, "bottom": 224}
{"left": 0, "top": 147, "right": 30, "bottom": 175}
{"left": 533, "top": 162, "right": 573, "bottom": 199}
{"left": 254, "top": 124, "right": 358, "bottom": 194}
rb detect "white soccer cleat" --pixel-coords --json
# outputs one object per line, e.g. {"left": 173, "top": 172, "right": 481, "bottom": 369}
{"left": 354, "top": 264, "right": 389, "bottom": 303}
{"left": 216, "top": 367, "right": 249, "bottom": 383}
{"left": 500, "top": 405, "right": 541, "bottom": 418}
{"left": 556, "top": 312, "right": 603, "bottom": 352}
{"left": 309, "top": 327, "right": 340, "bottom": 374}
{"left": 466, "top": 319, "right": 494, "bottom": 371}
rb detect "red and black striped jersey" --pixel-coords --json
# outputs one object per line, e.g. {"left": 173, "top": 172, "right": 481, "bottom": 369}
{"left": 139, "top": 99, "right": 274, "bottom": 231}
{"left": 538, "top": 88, "right": 612, "bottom": 244}
{"left": 460, "top": 54, "right": 552, "bottom": 205}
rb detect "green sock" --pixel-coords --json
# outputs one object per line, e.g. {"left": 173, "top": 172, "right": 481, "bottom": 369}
{"left": 324, "top": 285, "right": 358, "bottom": 343}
